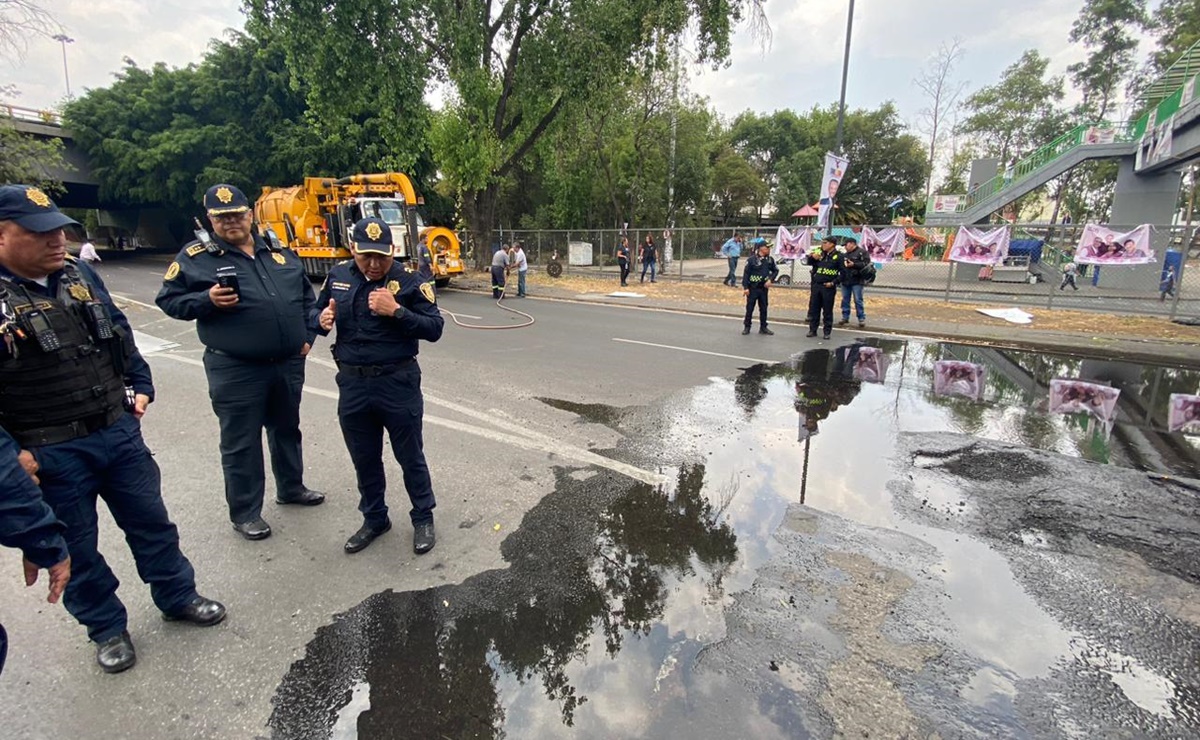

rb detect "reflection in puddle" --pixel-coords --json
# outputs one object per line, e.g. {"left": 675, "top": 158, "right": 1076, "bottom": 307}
{"left": 271, "top": 339, "right": 1200, "bottom": 738}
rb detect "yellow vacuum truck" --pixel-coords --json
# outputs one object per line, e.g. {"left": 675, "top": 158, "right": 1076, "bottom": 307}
{"left": 254, "top": 172, "right": 463, "bottom": 285}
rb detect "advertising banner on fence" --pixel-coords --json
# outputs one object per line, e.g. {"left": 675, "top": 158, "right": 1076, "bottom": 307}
{"left": 1048, "top": 379, "right": 1121, "bottom": 423}
{"left": 933, "top": 361, "right": 986, "bottom": 401}
{"left": 950, "top": 226, "right": 1010, "bottom": 265}
{"left": 818, "top": 152, "right": 850, "bottom": 229}
{"left": 931, "top": 194, "right": 963, "bottom": 213}
{"left": 775, "top": 225, "right": 813, "bottom": 260}
{"left": 1074, "top": 224, "right": 1155, "bottom": 265}
{"left": 1138, "top": 114, "right": 1175, "bottom": 169}
{"left": 862, "top": 227, "right": 907, "bottom": 263}
{"left": 1083, "top": 126, "right": 1117, "bottom": 145}
{"left": 1167, "top": 394, "right": 1200, "bottom": 433}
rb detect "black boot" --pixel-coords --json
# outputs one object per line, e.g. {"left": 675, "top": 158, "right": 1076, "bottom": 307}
{"left": 96, "top": 631, "right": 136, "bottom": 674}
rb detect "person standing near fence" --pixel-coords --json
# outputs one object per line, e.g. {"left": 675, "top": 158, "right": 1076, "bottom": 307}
{"left": 805, "top": 237, "right": 842, "bottom": 339}
{"left": 491, "top": 243, "right": 510, "bottom": 299}
{"left": 741, "top": 240, "right": 778, "bottom": 335}
{"left": 720, "top": 233, "right": 743, "bottom": 287}
{"left": 640, "top": 235, "right": 658, "bottom": 283}
{"left": 838, "top": 237, "right": 868, "bottom": 328}
{"left": 1060, "top": 260, "right": 1079, "bottom": 291}
{"left": 616, "top": 237, "right": 631, "bottom": 286}
{"left": 1160, "top": 265, "right": 1177, "bottom": 302}
{"left": 511, "top": 241, "right": 528, "bottom": 297}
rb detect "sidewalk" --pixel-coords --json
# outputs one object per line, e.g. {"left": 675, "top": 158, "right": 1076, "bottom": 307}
{"left": 451, "top": 270, "right": 1200, "bottom": 368}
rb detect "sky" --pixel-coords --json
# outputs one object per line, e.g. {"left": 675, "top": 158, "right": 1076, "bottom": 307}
{"left": 3, "top": 1, "right": 1145, "bottom": 133}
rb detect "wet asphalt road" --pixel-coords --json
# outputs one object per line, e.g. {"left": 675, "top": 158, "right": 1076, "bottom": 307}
{"left": 1, "top": 253, "right": 1198, "bottom": 739}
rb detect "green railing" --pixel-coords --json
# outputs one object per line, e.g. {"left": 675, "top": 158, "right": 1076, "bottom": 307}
{"left": 927, "top": 121, "right": 1137, "bottom": 215}
{"left": 1131, "top": 68, "right": 1199, "bottom": 140}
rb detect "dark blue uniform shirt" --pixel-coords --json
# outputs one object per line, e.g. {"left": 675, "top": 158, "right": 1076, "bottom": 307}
{"left": 156, "top": 235, "right": 316, "bottom": 361}
{"left": 0, "top": 259, "right": 154, "bottom": 400}
{"left": 310, "top": 260, "right": 444, "bottom": 365}
{"left": 742, "top": 254, "right": 780, "bottom": 288}
{"left": 0, "top": 426, "right": 68, "bottom": 568}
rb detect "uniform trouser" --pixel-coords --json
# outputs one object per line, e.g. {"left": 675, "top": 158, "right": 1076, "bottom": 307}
{"left": 725, "top": 257, "right": 739, "bottom": 285}
{"left": 491, "top": 266, "right": 506, "bottom": 298}
{"left": 840, "top": 283, "right": 866, "bottom": 321}
{"left": 336, "top": 363, "right": 436, "bottom": 529}
{"left": 517, "top": 270, "right": 527, "bottom": 296}
{"left": 744, "top": 287, "right": 769, "bottom": 328}
{"left": 641, "top": 259, "right": 656, "bottom": 281}
{"left": 1060, "top": 274, "right": 1077, "bottom": 290}
{"left": 204, "top": 352, "right": 307, "bottom": 524}
{"left": 808, "top": 286, "right": 837, "bottom": 334}
{"left": 31, "top": 414, "right": 198, "bottom": 642}
{"left": 618, "top": 259, "right": 630, "bottom": 284}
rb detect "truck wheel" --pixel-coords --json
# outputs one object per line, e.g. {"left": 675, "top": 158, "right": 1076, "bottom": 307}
{"left": 435, "top": 278, "right": 450, "bottom": 289}
{"left": 546, "top": 261, "right": 563, "bottom": 278}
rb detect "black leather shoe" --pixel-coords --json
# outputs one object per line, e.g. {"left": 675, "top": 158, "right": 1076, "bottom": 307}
{"left": 276, "top": 488, "right": 326, "bottom": 506}
{"left": 759, "top": 327, "right": 774, "bottom": 335}
{"left": 837, "top": 318, "right": 849, "bottom": 326}
{"left": 823, "top": 333, "right": 832, "bottom": 340}
{"left": 345, "top": 520, "right": 392, "bottom": 554}
{"left": 163, "top": 596, "right": 227, "bottom": 626}
{"left": 805, "top": 331, "right": 817, "bottom": 338}
{"left": 413, "top": 522, "right": 436, "bottom": 554}
{"left": 232, "top": 517, "right": 272, "bottom": 540}
{"left": 97, "top": 631, "right": 136, "bottom": 674}
{"left": 741, "top": 327, "right": 751, "bottom": 335}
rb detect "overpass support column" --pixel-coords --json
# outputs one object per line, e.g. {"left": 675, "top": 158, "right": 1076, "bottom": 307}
{"left": 1110, "top": 156, "right": 1182, "bottom": 226}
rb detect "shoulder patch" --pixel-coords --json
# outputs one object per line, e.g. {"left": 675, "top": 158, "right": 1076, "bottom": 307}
{"left": 165, "top": 262, "right": 181, "bottom": 281}
{"left": 419, "top": 282, "right": 436, "bottom": 305}
{"left": 185, "top": 243, "right": 207, "bottom": 257}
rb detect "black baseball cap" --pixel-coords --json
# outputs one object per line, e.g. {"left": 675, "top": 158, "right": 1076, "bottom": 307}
{"left": 351, "top": 217, "right": 394, "bottom": 256}
{"left": 0, "top": 184, "right": 80, "bottom": 232}
{"left": 204, "top": 184, "right": 251, "bottom": 215}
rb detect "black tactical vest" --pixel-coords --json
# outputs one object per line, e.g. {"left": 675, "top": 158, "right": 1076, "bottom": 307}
{"left": 0, "top": 264, "right": 129, "bottom": 446}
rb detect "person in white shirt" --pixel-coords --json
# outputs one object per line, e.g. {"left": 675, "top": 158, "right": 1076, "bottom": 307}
{"left": 511, "top": 241, "right": 529, "bottom": 297}
{"left": 79, "top": 240, "right": 101, "bottom": 264}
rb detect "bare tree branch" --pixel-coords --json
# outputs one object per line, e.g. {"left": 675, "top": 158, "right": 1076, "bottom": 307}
{"left": 0, "top": 0, "right": 61, "bottom": 61}
{"left": 914, "top": 38, "right": 967, "bottom": 201}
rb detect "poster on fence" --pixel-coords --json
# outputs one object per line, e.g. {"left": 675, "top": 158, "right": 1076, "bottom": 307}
{"left": 1048, "top": 379, "right": 1121, "bottom": 423}
{"left": 1167, "top": 394, "right": 1200, "bottom": 433}
{"left": 861, "top": 227, "right": 907, "bottom": 263}
{"left": 818, "top": 152, "right": 850, "bottom": 229}
{"left": 1083, "top": 126, "right": 1117, "bottom": 145}
{"left": 950, "top": 226, "right": 1010, "bottom": 265}
{"left": 1138, "top": 115, "right": 1174, "bottom": 169}
{"left": 1074, "top": 224, "right": 1155, "bottom": 265}
{"left": 852, "top": 346, "right": 889, "bottom": 384}
{"left": 775, "top": 226, "right": 812, "bottom": 260}
{"left": 931, "top": 194, "right": 963, "bottom": 213}
{"left": 933, "top": 361, "right": 986, "bottom": 401}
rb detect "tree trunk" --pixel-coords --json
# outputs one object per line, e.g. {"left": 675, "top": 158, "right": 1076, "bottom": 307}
{"left": 463, "top": 183, "right": 500, "bottom": 271}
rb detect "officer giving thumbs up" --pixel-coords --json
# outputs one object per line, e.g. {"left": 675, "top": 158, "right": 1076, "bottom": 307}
{"left": 319, "top": 298, "right": 337, "bottom": 331}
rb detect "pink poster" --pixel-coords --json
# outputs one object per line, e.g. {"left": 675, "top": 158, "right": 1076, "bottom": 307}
{"left": 775, "top": 225, "right": 812, "bottom": 260}
{"left": 933, "top": 361, "right": 986, "bottom": 400}
{"left": 1048, "top": 379, "right": 1120, "bottom": 423}
{"left": 1167, "top": 394, "right": 1200, "bottom": 433}
{"left": 852, "top": 346, "right": 889, "bottom": 384}
{"left": 1074, "top": 224, "right": 1154, "bottom": 265}
{"left": 950, "top": 226, "right": 1010, "bottom": 265}
{"left": 861, "top": 227, "right": 907, "bottom": 264}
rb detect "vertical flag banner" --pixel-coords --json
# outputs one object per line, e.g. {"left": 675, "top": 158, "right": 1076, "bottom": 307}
{"left": 1167, "top": 394, "right": 1200, "bottom": 433}
{"left": 933, "top": 361, "right": 986, "bottom": 400}
{"left": 861, "top": 227, "right": 907, "bottom": 263}
{"left": 775, "top": 226, "right": 812, "bottom": 260}
{"left": 1048, "top": 379, "right": 1120, "bottom": 423}
{"left": 950, "top": 226, "right": 1011, "bottom": 265}
{"left": 818, "top": 152, "right": 850, "bottom": 229}
{"left": 1074, "top": 224, "right": 1155, "bottom": 265}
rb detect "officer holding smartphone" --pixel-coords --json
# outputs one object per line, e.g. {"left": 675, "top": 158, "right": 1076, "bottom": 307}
{"left": 157, "top": 184, "right": 324, "bottom": 541}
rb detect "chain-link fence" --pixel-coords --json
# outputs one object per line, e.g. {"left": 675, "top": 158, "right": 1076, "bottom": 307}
{"left": 492, "top": 224, "right": 1199, "bottom": 320}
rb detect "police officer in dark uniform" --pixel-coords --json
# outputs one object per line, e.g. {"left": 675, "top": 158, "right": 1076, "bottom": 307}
{"left": 312, "top": 217, "right": 444, "bottom": 555}
{"left": 741, "top": 239, "right": 779, "bottom": 335}
{"left": 0, "top": 184, "right": 225, "bottom": 674}
{"left": 0, "top": 425, "right": 71, "bottom": 677}
{"left": 156, "top": 184, "right": 324, "bottom": 541}
{"left": 804, "top": 236, "right": 843, "bottom": 339}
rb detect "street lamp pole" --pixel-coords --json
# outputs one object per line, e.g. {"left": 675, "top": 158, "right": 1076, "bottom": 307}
{"left": 832, "top": 0, "right": 855, "bottom": 156}
{"left": 52, "top": 34, "right": 75, "bottom": 99}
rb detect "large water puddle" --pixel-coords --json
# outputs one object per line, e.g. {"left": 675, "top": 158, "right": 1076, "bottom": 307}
{"left": 269, "top": 340, "right": 1200, "bottom": 738}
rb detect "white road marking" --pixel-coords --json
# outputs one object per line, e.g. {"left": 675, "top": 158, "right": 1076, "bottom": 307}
{"left": 132, "top": 331, "right": 179, "bottom": 355}
{"left": 612, "top": 337, "right": 775, "bottom": 365}
{"left": 153, "top": 353, "right": 666, "bottom": 486}
{"left": 440, "top": 309, "right": 483, "bottom": 320}
{"left": 110, "top": 292, "right": 159, "bottom": 311}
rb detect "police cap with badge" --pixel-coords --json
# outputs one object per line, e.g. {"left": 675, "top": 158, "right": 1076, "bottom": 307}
{"left": 204, "top": 184, "right": 252, "bottom": 217}
{"left": 351, "top": 217, "right": 394, "bottom": 256}
{"left": 0, "top": 184, "right": 80, "bottom": 233}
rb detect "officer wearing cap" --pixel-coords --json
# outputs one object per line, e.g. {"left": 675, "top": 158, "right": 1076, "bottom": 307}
{"left": 741, "top": 239, "right": 779, "bottom": 335}
{"left": 312, "top": 217, "right": 444, "bottom": 555}
{"left": 0, "top": 184, "right": 225, "bottom": 674}
{"left": 156, "top": 184, "right": 324, "bottom": 541}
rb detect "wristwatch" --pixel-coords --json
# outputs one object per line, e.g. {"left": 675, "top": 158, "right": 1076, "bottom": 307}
{"left": 392, "top": 306, "right": 404, "bottom": 319}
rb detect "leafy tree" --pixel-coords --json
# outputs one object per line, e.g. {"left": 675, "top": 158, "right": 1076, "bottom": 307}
{"left": 1067, "top": 0, "right": 1146, "bottom": 119}
{"left": 250, "top": 0, "right": 766, "bottom": 265}
{"left": 1147, "top": 0, "right": 1200, "bottom": 75}
{"left": 728, "top": 110, "right": 807, "bottom": 220}
{"left": 957, "top": 50, "right": 1067, "bottom": 165}
{"left": 0, "top": 120, "right": 65, "bottom": 191}
{"left": 709, "top": 145, "right": 765, "bottom": 225}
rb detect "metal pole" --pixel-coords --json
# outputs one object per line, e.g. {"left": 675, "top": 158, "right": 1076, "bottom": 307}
{"left": 832, "top": 0, "right": 855, "bottom": 155}
{"left": 52, "top": 35, "right": 75, "bottom": 99}
{"left": 944, "top": 260, "right": 955, "bottom": 303}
